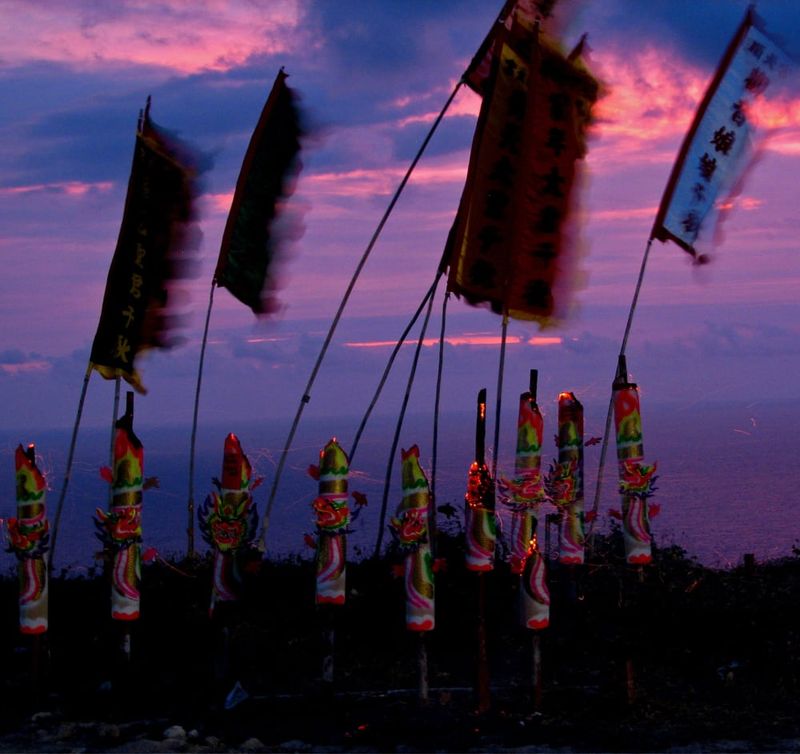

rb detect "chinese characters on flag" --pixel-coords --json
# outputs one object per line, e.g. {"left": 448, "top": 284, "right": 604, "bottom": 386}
{"left": 90, "top": 101, "right": 200, "bottom": 392}
{"left": 445, "top": 18, "right": 599, "bottom": 323}
{"left": 652, "top": 9, "right": 790, "bottom": 258}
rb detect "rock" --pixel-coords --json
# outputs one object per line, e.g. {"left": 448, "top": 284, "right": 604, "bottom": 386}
{"left": 97, "top": 723, "right": 121, "bottom": 741}
{"left": 31, "top": 711, "right": 55, "bottom": 724}
{"left": 164, "top": 725, "right": 187, "bottom": 740}
{"left": 239, "top": 737, "right": 266, "bottom": 752}
{"left": 204, "top": 736, "right": 221, "bottom": 748}
{"left": 56, "top": 722, "right": 78, "bottom": 740}
{"left": 112, "top": 740, "right": 171, "bottom": 753}
{"left": 148, "top": 738, "right": 188, "bottom": 753}
{"left": 187, "top": 729, "right": 201, "bottom": 741}
{"left": 278, "top": 740, "right": 311, "bottom": 752}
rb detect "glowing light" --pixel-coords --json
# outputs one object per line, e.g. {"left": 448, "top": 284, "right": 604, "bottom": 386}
{"left": 527, "top": 336, "right": 562, "bottom": 346}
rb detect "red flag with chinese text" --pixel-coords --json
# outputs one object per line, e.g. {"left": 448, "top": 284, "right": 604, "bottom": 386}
{"left": 90, "top": 100, "right": 200, "bottom": 393}
{"left": 445, "top": 17, "right": 599, "bottom": 323}
{"left": 652, "top": 8, "right": 790, "bottom": 258}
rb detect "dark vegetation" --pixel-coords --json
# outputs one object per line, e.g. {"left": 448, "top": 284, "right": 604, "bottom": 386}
{"left": 2, "top": 524, "right": 800, "bottom": 751}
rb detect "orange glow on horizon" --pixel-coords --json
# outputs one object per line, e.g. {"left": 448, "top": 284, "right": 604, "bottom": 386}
{"left": 344, "top": 333, "right": 565, "bottom": 349}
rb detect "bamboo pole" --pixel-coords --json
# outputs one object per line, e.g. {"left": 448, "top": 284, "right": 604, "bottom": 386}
{"left": 49, "top": 363, "right": 93, "bottom": 570}
{"left": 187, "top": 281, "right": 216, "bottom": 559}
{"left": 474, "top": 388, "right": 491, "bottom": 714}
{"left": 588, "top": 238, "right": 654, "bottom": 545}
{"left": 261, "top": 81, "right": 464, "bottom": 552}
{"left": 372, "top": 280, "right": 439, "bottom": 558}
{"left": 491, "top": 312, "right": 509, "bottom": 481}
{"left": 350, "top": 271, "right": 441, "bottom": 463}
{"left": 430, "top": 291, "right": 450, "bottom": 558}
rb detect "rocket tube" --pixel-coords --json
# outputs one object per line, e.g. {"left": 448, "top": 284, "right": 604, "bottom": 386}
{"left": 465, "top": 461, "right": 496, "bottom": 571}
{"left": 105, "top": 418, "right": 144, "bottom": 621}
{"left": 10, "top": 445, "right": 50, "bottom": 635}
{"left": 314, "top": 439, "right": 349, "bottom": 605}
{"left": 391, "top": 446, "right": 434, "bottom": 631}
{"left": 507, "top": 392, "right": 544, "bottom": 574}
{"left": 613, "top": 383, "right": 654, "bottom": 565}
{"left": 198, "top": 434, "right": 258, "bottom": 614}
{"left": 557, "top": 392, "right": 585, "bottom": 564}
{"left": 520, "top": 538, "right": 550, "bottom": 630}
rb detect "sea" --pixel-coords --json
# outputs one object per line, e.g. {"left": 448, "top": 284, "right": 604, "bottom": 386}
{"left": 0, "top": 399, "right": 797, "bottom": 574}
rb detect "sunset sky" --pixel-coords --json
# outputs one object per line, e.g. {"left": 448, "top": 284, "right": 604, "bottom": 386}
{"left": 1, "top": 0, "right": 799, "bottom": 438}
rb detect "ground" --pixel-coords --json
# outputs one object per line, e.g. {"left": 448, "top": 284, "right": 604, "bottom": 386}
{"left": 2, "top": 527, "right": 800, "bottom": 752}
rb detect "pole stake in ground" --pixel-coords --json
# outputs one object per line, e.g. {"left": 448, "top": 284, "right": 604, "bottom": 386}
{"left": 464, "top": 389, "right": 495, "bottom": 713}
{"left": 390, "top": 445, "right": 436, "bottom": 703}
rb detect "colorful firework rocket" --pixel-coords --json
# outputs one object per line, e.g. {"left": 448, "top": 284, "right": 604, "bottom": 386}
{"left": 314, "top": 439, "right": 349, "bottom": 606}
{"left": 613, "top": 376, "right": 658, "bottom": 565}
{"left": 556, "top": 392, "right": 584, "bottom": 564}
{"left": 390, "top": 446, "right": 434, "bottom": 631}
{"left": 503, "top": 392, "right": 546, "bottom": 575}
{"left": 198, "top": 434, "right": 258, "bottom": 613}
{"left": 465, "top": 460, "right": 496, "bottom": 571}
{"left": 95, "top": 412, "right": 143, "bottom": 621}
{"left": 7, "top": 444, "right": 50, "bottom": 635}
{"left": 521, "top": 536, "right": 550, "bottom": 630}
{"left": 465, "top": 390, "right": 496, "bottom": 572}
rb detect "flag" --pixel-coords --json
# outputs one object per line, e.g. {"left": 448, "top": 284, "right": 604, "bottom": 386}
{"left": 652, "top": 8, "right": 790, "bottom": 259}
{"left": 90, "top": 99, "right": 200, "bottom": 393}
{"left": 445, "top": 16, "right": 599, "bottom": 323}
{"left": 214, "top": 68, "right": 302, "bottom": 314}
{"left": 464, "top": 0, "right": 565, "bottom": 94}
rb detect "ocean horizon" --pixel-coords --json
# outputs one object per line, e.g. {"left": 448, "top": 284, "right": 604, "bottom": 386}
{"left": 1, "top": 397, "right": 797, "bottom": 572}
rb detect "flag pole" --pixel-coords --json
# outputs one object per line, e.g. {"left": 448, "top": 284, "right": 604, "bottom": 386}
{"left": 261, "top": 81, "right": 464, "bottom": 550}
{"left": 587, "top": 237, "right": 654, "bottom": 541}
{"left": 491, "top": 311, "right": 509, "bottom": 481}
{"left": 473, "top": 387, "right": 492, "bottom": 714}
{"left": 350, "top": 269, "right": 443, "bottom": 463}
{"left": 430, "top": 290, "right": 450, "bottom": 557}
{"left": 187, "top": 281, "right": 216, "bottom": 558}
{"left": 49, "top": 363, "right": 93, "bottom": 570}
{"left": 109, "top": 377, "right": 121, "bottom": 505}
{"left": 372, "top": 277, "right": 439, "bottom": 559}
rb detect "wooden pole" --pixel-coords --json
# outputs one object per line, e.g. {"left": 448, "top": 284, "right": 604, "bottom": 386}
{"left": 187, "top": 281, "right": 216, "bottom": 559}
{"left": 532, "top": 633, "right": 543, "bottom": 711}
{"left": 109, "top": 377, "right": 120, "bottom": 505}
{"left": 262, "top": 81, "right": 464, "bottom": 552}
{"left": 49, "top": 363, "right": 93, "bottom": 570}
{"left": 121, "top": 392, "right": 134, "bottom": 669}
{"left": 418, "top": 634, "right": 430, "bottom": 704}
{"left": 528, "top": 369, "right": 543, "bottom": 712}
{"left": 320, "top": 607, "right": 335, "bottom": 696}
{"left": 474, "top": 388, "right": 491, "bottom": 714}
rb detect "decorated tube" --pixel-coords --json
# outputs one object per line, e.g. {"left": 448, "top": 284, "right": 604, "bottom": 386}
{"left": 504, "top": 391, "right": 545, "bottom": 574}
{"left": 520, "top": 536, "right": 550, "bottom": 630}
{"left": 613, "top": 374, "right": 657, "bottom": 565}
{"left": 95, "top": 410, "right": 143, "bottom": 621}
{"left": 314, "top": 438, "right": 349, "bottom": 605}
{"left": 8, "top": 444, "right": 50, "bottom": 635}
{"left": 556, "top": 391, "right": 584, "bottom": 564}
{"left": 198, "top": 433, "right": 258, "bottom": 614}
{"left": 465, "top": 462, "right": 496, "bottom": 571}
{"left": 465, "top": 389, "right": 496, "bottom": 571}
{"left": 390, "top": 446, "right": 435, "bottom": 631}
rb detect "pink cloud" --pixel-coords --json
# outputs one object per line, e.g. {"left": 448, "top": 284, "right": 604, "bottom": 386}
{"left": 0, "top": 181, "right": 113, "bottom": 197}
{"left": 0, "top": 360, "right": 51, "bottom": 376}
{"left": 2, "top": 0, "right": 302, "bottom": 73}
{"left": 589, "top": 46, "right": 800, "bottom": 170}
